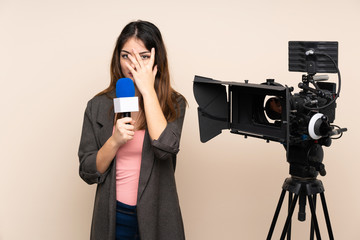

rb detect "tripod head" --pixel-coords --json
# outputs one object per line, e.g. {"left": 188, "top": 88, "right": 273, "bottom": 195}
{"left": 287, "top": 142, "right": 325, "bottom": 178}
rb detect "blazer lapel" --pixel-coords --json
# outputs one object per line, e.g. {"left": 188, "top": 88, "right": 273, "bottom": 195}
{"left": 96, "top": 92, "right": 115, "bottom": 147}
{"left": 137, "top": 130, "right": 155, "bottom": 202}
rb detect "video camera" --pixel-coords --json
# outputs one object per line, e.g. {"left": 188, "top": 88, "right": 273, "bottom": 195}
{"left": 193, "top": 41, "right": 347, "bottom": 178}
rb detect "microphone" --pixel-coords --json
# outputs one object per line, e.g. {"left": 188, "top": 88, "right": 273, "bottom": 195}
{"left": 113, "top": 78, "right": 139, "bottom": 117}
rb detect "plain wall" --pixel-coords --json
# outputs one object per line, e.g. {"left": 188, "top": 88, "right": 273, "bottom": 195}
{"left": 1, "top": 0, "right": 359, "bottom": 239}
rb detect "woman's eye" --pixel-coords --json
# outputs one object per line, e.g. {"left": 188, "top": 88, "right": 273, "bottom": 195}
{"left": 141, "top": 55, "right": 150, "bottom": 60}
{"left": 121, "top": 54, "right": 128, "bottom": 59}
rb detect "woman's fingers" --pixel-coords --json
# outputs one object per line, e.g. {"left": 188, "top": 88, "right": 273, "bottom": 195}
{"left": 125, "top": 61, "right": 136, "bottom": 76}
{"left": 129, "top": 48, "right": 155, "bottom": 71}
{"left": 149, "top": 48, "right": 155, "bottom": 67}
{"left": 132, "top": 48, "right": 146, "bottom": 69}
{"left": 128, "top": 53, "right": 142, "bottom": 70}
{"left": 115, "top": 118, "right": 135, "bottom": 138}
{"left": 117, "top": 117, "right": 134, "bottom": 125}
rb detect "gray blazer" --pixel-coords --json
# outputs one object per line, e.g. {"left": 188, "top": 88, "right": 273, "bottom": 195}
{"left": 78, "top": 91, "right": 186, "bottom": 240}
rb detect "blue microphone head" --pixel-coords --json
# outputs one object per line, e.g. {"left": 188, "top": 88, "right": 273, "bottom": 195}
{"left": 116, "top": 78, "right": 135, "bottom": 98}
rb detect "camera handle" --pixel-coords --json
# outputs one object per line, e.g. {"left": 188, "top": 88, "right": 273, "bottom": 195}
{"left": 299, "top": 74, "right": 329, "bottom": 98}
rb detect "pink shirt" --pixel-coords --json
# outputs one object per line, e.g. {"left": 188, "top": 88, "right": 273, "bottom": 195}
{"left": 115, "top": 130, "right": 145, "bottom": 206}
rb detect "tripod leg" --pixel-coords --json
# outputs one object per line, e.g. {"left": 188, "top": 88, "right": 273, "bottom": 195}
{"left": 280, "top": 194, "right": 299, "bottom": 240}
{"left": 320, "top": 192, "right": 334, "bottom": 240}
{"left": 310, "top": 194, "right": 317, "bottom": 240}
{"left": 307, "top": 195, "right": 322, "bottom": 240}
{"left": 267, "top": 190, "right": 287, "bottom": 240}
{"left": 287, "top": 193, "right": 293, "bottom": 240}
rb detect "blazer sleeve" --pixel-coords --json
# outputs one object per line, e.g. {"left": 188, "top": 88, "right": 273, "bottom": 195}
{"left": 151, "top": 97, "right": 186, "bottom": 160}
{"left": 78, "top": 99, "right": 110, "bottom": 185}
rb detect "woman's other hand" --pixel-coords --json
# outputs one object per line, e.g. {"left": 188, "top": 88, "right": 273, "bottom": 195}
{"left": 125, "top": 48, "right": 158, "bottom": 96}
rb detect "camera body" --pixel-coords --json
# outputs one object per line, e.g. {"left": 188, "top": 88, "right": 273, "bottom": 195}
{"left": 287, "top": 79, "right": 337, "bottom": 177}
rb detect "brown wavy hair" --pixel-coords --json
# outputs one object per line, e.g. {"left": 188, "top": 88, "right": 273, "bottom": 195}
{"left": 97, "top": 20, "right": 186, "bottom": 129}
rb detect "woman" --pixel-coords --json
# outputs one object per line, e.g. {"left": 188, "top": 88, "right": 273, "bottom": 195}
{"left": 78, "top": 20, "right": 186, "bottom": 240}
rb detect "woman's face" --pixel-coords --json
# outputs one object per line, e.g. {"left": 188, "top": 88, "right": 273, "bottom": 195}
{"left": 120, "top": 37, "right": 151, "bottom": 80}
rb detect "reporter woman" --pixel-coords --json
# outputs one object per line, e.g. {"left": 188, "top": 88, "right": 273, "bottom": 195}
{"left": 78, "top": 20, "right": 186, "bottom": 240}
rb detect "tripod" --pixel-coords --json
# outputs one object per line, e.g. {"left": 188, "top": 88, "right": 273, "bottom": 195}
{"left": 266, "top": 177, "right": 334, "bottom": 240}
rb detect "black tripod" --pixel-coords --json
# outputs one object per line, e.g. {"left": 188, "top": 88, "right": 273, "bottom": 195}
{"left": 266, "top": 177, "right": 334, "bottom": 240}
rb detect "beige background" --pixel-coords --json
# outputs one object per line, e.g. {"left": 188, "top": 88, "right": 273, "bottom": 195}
{"left": 1, "top": 0, "right": 359, "bottom": 239}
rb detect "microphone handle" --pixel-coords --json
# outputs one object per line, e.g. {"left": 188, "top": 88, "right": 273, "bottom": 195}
{"left": 123, "top": 112, "right": 131, "bottom": 125}
{"left": 123, "top": 112, "right": 131, "bottom": 118}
